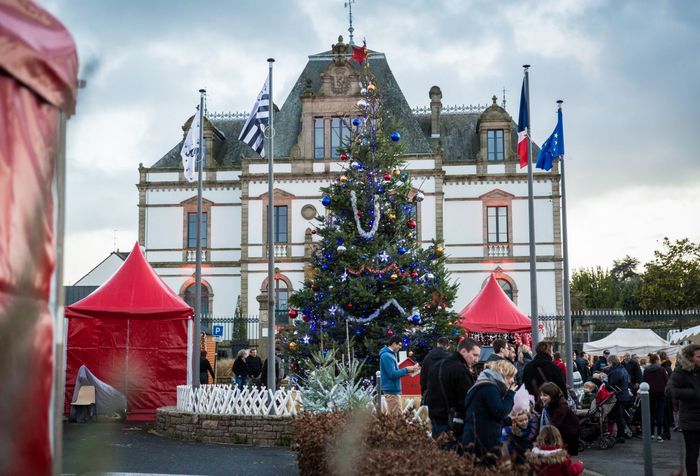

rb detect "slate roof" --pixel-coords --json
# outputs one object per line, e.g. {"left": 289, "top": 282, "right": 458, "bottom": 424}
{"left": 150, "top": 45, "right": 536, "bottom": 169}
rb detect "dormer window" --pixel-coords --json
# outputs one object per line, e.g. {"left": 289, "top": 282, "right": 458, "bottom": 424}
{"left": 487, "top": 129, "right": 504, "bottom": 161}
{"left": 314, "top": 117, "right": 324, "bottom": 159}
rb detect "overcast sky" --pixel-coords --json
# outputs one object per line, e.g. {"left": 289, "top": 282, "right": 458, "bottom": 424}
{"left": 42, "top": 0, "right": 700, "bottom": 284}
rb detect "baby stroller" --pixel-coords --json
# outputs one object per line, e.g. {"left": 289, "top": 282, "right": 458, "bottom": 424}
{"left": 578, "top": 385, "right": 618, "bottom": 450}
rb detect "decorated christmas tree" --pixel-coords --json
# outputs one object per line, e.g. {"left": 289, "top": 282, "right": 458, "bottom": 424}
{"left": 281, "top": 49, "right": 461, "bottom": 376}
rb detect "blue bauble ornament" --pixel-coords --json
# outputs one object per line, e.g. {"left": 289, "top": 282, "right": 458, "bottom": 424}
{"left": 321, "top": 196, "right": 331, "bottom": 206}
{"left": 398, "top": 246, "right": 407, "bottom": 255}
{"left": 390, "top": 131, "right": 401, "bottom": 142}
{"left": 377, "top": 187, "right": 384, "bottom": 194}
{"left": 400, "top": 172, "right": 409, "bottom": 181}
{"left": 321, "top": 264, "right": 328, "bottom": 270}
{"left": 352, "top": 118, "right": 361, "bottom": 126}
{"left": 411, "top": 315, "right": 421, "bottom": 324}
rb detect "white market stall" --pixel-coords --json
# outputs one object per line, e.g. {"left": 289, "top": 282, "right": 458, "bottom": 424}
{"left": 669, "top": 324, "right": 700, "bottom": 345}
{"left": 583, "top": 328, "right": 679, "bottom": 356}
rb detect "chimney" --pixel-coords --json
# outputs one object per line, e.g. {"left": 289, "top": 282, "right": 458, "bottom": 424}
{"left": 429, "top": 86, "right": 442, "bottom": 138}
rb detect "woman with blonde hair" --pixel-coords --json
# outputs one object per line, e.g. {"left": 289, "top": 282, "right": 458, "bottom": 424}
{"left": 232, "top": 349, "right": 249, "bottom": 390}
{"left": 462, "top": 358, "right": 518, "bottom": 459}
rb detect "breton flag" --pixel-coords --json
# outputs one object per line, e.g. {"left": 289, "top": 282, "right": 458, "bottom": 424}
{"left": 239, "top": 77, "right": 270, "bottom": 157}
{"left": 180, "top": 108, "right": 201, "bottom": 182}
{"left": 517, "top": 79, "right": 529, "bottom": 168}
{"left": 536, "top": 108, "right": 565, "bottom": 171}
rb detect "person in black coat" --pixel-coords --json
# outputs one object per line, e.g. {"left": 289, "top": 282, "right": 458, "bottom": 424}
{"left": 245, "top": 348, "right": 263, "bottom": 386}
{"left": 522, "top": 341, "right": 566, "bottom": 396}
{"left": 425, "top": 338, "right": 480, "bottom": 439}
{"left": 199, "top": 350, "right": 215, "bottom": 384}
{"left": 232, "top": 349, "right": 249, "bottom": 389}
{"left": 462, "top": 359, "right": 518, "bottom": 460}
{"left": 420, "top": 337, "right": 451, "bottom": 399}
{"left": 665, "top": 344, "right": 700, "bottom": 476}
{"left": 538, "top": 382, "right": 580, "bottom": 455}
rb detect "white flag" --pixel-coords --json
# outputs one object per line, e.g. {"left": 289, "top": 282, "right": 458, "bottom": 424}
{"left": 180, "top": 110, "right": 200, "bottom": 182}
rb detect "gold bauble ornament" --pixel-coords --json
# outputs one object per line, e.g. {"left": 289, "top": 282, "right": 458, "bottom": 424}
{"left": 340, "top": 175, "right": 348, "bottom": 182}
{"left": 436, "top": 246, "right": 444, "bottom": 254}
{"left": 393, "top": 169, "right": 401, "bottom": 176}
{"left": 408, "top": 351, "right": 414, "bottom": 357}
{"left": 288, "top": 341, "right": 298, "bottom": 351}
{"left": 390, "top": 273, "right": 398, "bottom": 280}
{"left": 367, "top": 83, "right": 376, "bottom": 93}
{"left": 388, "top": 213, "right": 396, "bottom": 221}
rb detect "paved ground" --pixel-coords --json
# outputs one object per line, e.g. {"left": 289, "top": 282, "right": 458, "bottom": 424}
{"left": 578, "top": 433, "right": 685, "bottom": 476}
{"left": 62, "top": 422, "right": 299, "bottom": 476}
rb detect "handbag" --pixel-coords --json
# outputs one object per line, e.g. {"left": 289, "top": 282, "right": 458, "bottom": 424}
{"left": 438, "top": 360, "right": 464, "bottom": 436}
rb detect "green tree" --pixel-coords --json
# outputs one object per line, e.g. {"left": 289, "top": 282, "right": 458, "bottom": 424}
{"left": 570, "top": 266, "right": 617, "bottom": 311}
{"left": 639, "top": 237, "right": 700, "bottom": 309}
{"left": 281, "top": 65, "right": 459, "bottom": 375}
{"left": 611, "top": 255, "right": 642, "bottom": 310}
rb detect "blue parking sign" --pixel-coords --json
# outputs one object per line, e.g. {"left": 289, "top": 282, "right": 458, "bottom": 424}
{"left": 212, "top": 324, "right": 223, "bottom": 337}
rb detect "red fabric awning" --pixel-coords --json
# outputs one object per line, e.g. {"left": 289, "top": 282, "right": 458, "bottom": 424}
{"left": 459, "top": 274, "right": 531, "bottom": 333}
{"left": 65, "top": 242, "right": 194, "bottom": 320}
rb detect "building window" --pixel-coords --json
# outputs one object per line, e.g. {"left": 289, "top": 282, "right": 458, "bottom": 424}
{"left": 331, "top": 117, "right": 351, "bottom": 158}
{"left": 184, "top": 282, "right": 210, "bottom": 316}
{"left": 274, "top": 205, "right": 288, "bottom": 243}
{"left": 187, "top": 212, "right": 207, "bottom": 248}
{"left": 314, "top": 117, "right": 324, "bottom": 159}
{"left": 498, "top": 278, "right": 514, "bottom": 301}
{"left": 487, "top": 206, "right": 508, "bottom": 243}
{"left": 487, "top": 129, "right": 504, "bottom": 161}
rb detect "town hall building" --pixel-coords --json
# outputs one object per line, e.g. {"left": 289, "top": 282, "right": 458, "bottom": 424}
{"left": 136, "top": 36, "right": 564, "bottom": 333}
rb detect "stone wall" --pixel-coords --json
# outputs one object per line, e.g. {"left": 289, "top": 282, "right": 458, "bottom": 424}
{"left": 156, "top": 407, "right": 294, "bottom": 447}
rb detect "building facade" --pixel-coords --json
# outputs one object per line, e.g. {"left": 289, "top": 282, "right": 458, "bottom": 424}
{"left": 137, "top": 37, "right": 564, "bottom": 329}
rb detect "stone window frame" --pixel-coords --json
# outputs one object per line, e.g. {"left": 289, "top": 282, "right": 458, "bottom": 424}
{"left": 486, "top": 129, "right": 505, "bottom": 161}
{"left": 181, "top": 196, "right": 213, "bottom": 261}
{"left": 260, "top": 272, "right": 294, "bottom": 324}
{"left": 313, "top": 117, "right": 324, "bottom": 159}
{"left": 480, "top": 189, "right": 514, "bottom": 257}
{"left": 179, "top": 278, "right": 214, "bottom": 317}
{"left": 259, "top": 189, "right": 296, "bottom": 258}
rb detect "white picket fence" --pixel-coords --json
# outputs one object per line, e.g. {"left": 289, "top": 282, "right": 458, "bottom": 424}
{"left": 177, "top": 384, "right": 430, "bottom": 423}
{"left": 176, "top": 384, "right": 302, "bottom": 417}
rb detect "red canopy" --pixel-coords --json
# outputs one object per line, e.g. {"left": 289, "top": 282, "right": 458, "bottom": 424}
{"left": 65, "top": 242, "right": 193, "bottom": 421}
{"left": 459, "top": 274, "right": 531, "bottom": 333}
{"left": 0, "top": 1, "right": 78, "bottom": 473}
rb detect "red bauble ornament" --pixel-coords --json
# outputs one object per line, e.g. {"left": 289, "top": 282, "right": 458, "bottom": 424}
{"left": 387, "top": 329, "right": 394, "bottom": 336}
{"left": 425, "top": 304, "right": 432, "bottom": 310}
{"left": 288, "top": 309, "right": 299, "bottom": 319}
{"left": 357, "top": 211, "right": 363, "bottom": 217}
{"left": 311, "top": 229, "right": 317, "bottom": 234}
{"left": 407, "top": 219, "right": 417, "bottom": 229}
{"left": 302, "top": 314, "right": 310, "bottom": 322}
{"left": 383, "top": 173, "right": 392, "bottom": 181}
{"left": 340, "top": 152, "right": 348, "bottom": 161}
{"left": 347, "top": 303, "right": 353, "bottom": 310}
{"left": 311, "top": 284, "right": 319, "bottom": 291}
{"left": 411, "top": 271, "right": 419, "bottom": 279}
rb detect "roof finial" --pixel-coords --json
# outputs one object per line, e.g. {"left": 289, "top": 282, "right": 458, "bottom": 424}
{"left": 344, "top": 0, "right": 355, "bottom": 45}
{"left": 502, "top": 86, "right": 508, "bottom": 110}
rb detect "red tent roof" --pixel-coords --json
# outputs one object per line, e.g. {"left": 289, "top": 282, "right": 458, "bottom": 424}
{"left": 459, "top": 274, "right": 531, "bottom": 333}
{"left": 65, "top": 242, "right": 193, "bottom": 320}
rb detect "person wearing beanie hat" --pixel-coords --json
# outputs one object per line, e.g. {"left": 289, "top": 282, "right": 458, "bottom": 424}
{"left": 500, "top": 385, "right": 539, "bottom": 464}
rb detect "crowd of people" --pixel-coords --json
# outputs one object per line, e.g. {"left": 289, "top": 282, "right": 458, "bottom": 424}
{"left": 199, "top": 347, "right": 285, "bottom": 389}
{"left": 379, "top": 335, "right": 700, "bottom": 475}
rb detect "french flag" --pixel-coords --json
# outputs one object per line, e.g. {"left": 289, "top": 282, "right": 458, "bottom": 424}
{"left": 517, "top": 79, "right": 529, "bottom": 168}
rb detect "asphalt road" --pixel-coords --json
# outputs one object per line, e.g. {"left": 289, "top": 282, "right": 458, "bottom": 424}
{"left": 62, "top": 422, "right": 299, "bottom": 476}
{"left": 578, "top": 432, "right": 685, "bottom": 476}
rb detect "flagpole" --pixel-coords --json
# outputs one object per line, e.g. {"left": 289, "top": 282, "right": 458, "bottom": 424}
{"left": 266, "top": 58, "right": 277, "bottom": 390}
{"left": 558, "top": 100, "right": 574, "bottom": 385}
{"left": 192, "top": 89, "right": 206, "bottom": 388}
{"left": 524, "top": 65, "right": 540, "bottom": 346}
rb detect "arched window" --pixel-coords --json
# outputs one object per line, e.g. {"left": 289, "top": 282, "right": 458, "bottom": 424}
{"left": 274, "top": 279, "right": 289, "bottom": 322}
{"left": 184, "top": 282, "right": 210, "bottom": 316}
{"left": 498, "top": 278, "right": 514, "bottom": 301}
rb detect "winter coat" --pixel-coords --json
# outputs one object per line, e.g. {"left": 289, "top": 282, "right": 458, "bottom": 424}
{"left": 526, "top": 446, "right": 585, "bottom": 476}
{"left": 516, "top": 353, "right": 533, "bottom": 386}
{"left": 425, "top": 352, "right": 475, "bottom": 423}
{"left": 541, "top": 396, "right": 580, "bottom": 455}
{"left": 608, "top": 364, "right": 630, "bottom": 402}
{"left": 420, "top": 346, "right": 451, "bottom": 396}
{"left": 592, "top": 356, "right": 609, "bottom": 373}
{"left": 574, "top": 357, "right": 589, "bottom": 380}
{"left": 554, "top": 359, "right": 567, "bottom": 385}
{"left": 523, "top": 353, "right": 566, "bottom": 396}
{"left": 199, "top": 357, "right": 214, "bottom": 385}
{"left": 665, "top": 353, "right": 700, "bottom": 431}
{"left": 461, "top": 370, "right": 515, "bottom": 456}
{"left": 642, "top": 364, "right": 668, "bottom": 397}
{"left": 626, "top": 359, "right": 643, "bottom": 389}
{"left": 486, "top": 353, "right": 507, "bottom": 363}
{"left": 260, "top": 356, "right": 283, "bottom": 389}
{"left": 246, "top": 355, "right": 263, "bottom": 378}
{"left": 500, "top": 413, "right": 539, "bottom": 464}
{"left": 379, "top": 346, "right": 408, "bottom": 395}
{"left": 232, "top": 357, "right": 249, "bottom": 378}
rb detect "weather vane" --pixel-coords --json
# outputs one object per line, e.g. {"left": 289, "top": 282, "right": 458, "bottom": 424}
{"left": 344, "top": 0, "right": 355, "bottom": 45}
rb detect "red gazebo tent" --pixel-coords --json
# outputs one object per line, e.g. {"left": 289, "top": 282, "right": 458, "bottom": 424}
{"left": 459, "top": 274, "right": 532, "bottom": 345}
{"left": 65, "top": 242, "right": 193, "bottom": 421}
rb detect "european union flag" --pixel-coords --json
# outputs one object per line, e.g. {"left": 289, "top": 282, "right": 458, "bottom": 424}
{"left": 536, "top": 108, "right": 565, "bottom": 171}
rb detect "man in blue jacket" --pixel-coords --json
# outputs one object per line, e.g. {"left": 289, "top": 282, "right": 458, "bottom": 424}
{"left": 379, "top": 336, "right": 419, "bottom": 415}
